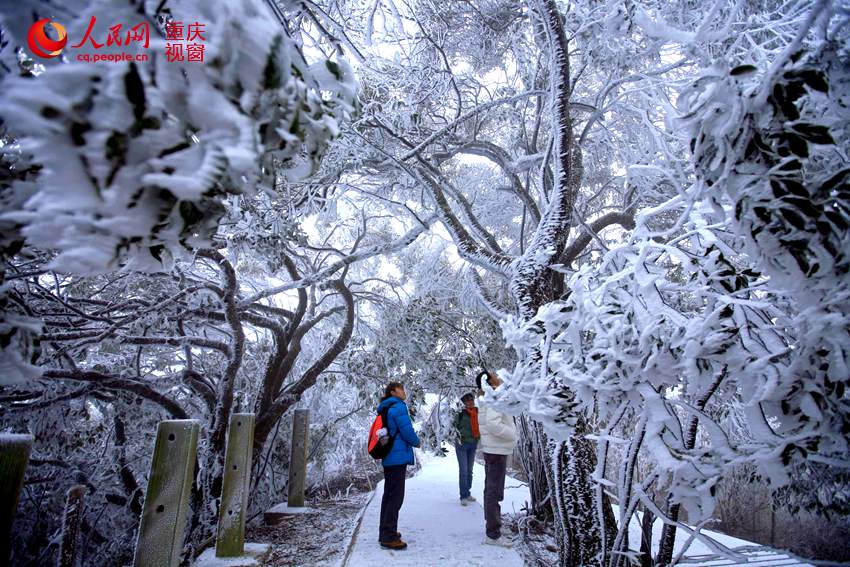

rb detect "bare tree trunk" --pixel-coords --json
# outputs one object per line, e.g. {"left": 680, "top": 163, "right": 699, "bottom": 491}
{"left": 113, "top": 416, "right": 142, "bottom": 517}
{"left": 59, "top": 485, "right": 86, "bottom": 567}
{"left": 656, "top": 371, "right": 725, "bottom": 565}
{"left": 639, "top": 505, "right": 655, "bottom": 567}
{"left": 517, "top": 416, "right": 553, "bottom": 519}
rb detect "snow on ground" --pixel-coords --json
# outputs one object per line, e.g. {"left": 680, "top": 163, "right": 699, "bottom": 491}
{"left": 265, "top": 503, "right": 318, "bottom": 515}
{"left": 469, "top": 460, "right": 528, "bottom": 517}
{"left": 605, "top": 492, "right": 814, "bottom": 566}
{"left": 344, "top": 449, "right": 813, "bottom": 566}
{"left": 342, "top": 452, "right": 525, "bottom": 566}
{"left": 195, "top": 543, "right": 271, "bottom": 566}
{"left": 468, "top": 459, "right": 813, "bottom": 567}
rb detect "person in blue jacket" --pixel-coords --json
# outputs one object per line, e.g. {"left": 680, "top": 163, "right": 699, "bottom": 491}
{"left": 376, "top": 381, "right": 421, "bottom": 550}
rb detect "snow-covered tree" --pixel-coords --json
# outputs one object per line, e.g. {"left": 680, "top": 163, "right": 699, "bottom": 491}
{"left": 0, "top": 0, "right": 395, "bottom": 563}
{"left": 4, "top": 0, "right": 849, "bottom": 564}
{"left": 0, "top": 0, "right": 357, "bottom": 391}
{"left": 496, "top": 1, "right": 850, "bottom": 565}
{"left": 0, "top": 0, "right": 356, "bottom": 274}
{"left": 314, "top": 0, "right": 850, "bottom": 564}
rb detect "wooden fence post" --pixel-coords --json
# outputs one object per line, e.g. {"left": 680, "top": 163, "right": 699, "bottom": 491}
{"left": 59, "top": 484, "right": 87, "bottom": 567}
{"left": 287, "top": 409, "right": 310, "bottom": 507}
{"left": 215, "top": 413, "right": 255, "bottom": 557}
{"left": 0, "top": 434, "right": 33, "bottom": 564}
{"left": 133, "top": 420, "right": 199, "bottom": 567}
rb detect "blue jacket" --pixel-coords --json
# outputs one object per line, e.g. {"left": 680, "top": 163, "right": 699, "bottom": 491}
{"left": 376, "top": 396, "right": 421, "bottom": 467}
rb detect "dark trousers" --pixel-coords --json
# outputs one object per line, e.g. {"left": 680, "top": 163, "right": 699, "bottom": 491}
{"left": 379, "top": 464, "right": 407, "bottom": 542}
{"left": 483, "top": 452, "right": 507, "bottom": 539}
{"left": 455, "top": 441, "right": 477, "bottom": 499}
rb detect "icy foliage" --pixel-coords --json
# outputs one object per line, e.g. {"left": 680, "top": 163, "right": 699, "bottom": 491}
{"left": 0, "top": 0, "right": 357, "bottom": 393}
{"left": 499, "top": 27, "right": 850, "bottom": 527}
{"left": 0, "top": 290, "right": 42, "bottom": 385}
{"left": 4, "top": 0, "right": 850, "bottom": 564}
{"left": 681, "top": 48, "right": 850, "bottom": 469}
{"left": 0, "top": 0, "right": 356, "bottom": 274}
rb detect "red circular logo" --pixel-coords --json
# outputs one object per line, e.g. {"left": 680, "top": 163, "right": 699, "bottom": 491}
{"left": 27, "top": 19, "right": 67, "bottom": 58}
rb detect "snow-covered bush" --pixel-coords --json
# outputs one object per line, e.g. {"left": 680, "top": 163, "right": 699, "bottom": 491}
{"left": 680, "top": 45, "right": 850, "bottom": 478}
{"left": 499, "top": 16, "right": 850, "bottom": 561}
{"left": 0, "top": 0, "right": 356, "bottom": 274}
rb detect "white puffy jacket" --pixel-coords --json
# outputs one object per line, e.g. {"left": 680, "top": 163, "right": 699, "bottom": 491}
{"left": 478, "top": 381, "right": 518, "bottom": 456}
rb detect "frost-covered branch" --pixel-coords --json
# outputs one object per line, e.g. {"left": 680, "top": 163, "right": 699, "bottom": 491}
{"left": 196, "top": 249, "right": 245, "bottom": 458}
{"left": 418, "top": 169, "right": 513, "bottom": 276}
{"left": 255, "top": 278, "right": 354, "bottom": 446}
{"left": 241, "top": 214, "right": 437, "bottom": 304}
{"left": 41, "top": 369, "right": 188, "bottom": 419}
{"left": 468, "top": 268, "right": 511, "bottom": 320}
{"left": 559, "top": 211, "right": 636, "bottom": 268}
{"left": 434, "top": 140, "right": 542, "bottom": 225}
{"left": 399, "top": 90, "right": 546, "bottom": 161}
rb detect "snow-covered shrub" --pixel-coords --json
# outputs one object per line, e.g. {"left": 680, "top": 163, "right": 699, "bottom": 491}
{"left": 499, "top": 34, "right": 850, "bottom": 537}
{"left": 680, "top": 46, "right": 850, "bottom": 478}
{"left": 0, "top": 0, "right": 356, "bottom": 274}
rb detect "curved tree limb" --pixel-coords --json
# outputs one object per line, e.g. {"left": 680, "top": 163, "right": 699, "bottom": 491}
{"left": 196, "top": 249, "right": 245, "bottom": 460}
{"left": 469, "top": 268, "right": 511, "bottom": 320}
{"left": 417, "top": 168, "right": 513, "bottom": 276}
{"left": 423, "top": 162, "right": 505, "bottom": 254}
{"left": 254, "top": 279, "right": 355, "bottom": 448}
{"left": 241, "top": 216, "right": 436, "bottom": 305}
{"left": 400, "top": 90, "right": 547, "bottom": 161}
{"left": 42, "top": 369, "right": 188, "bottom": 419}
{"left": 559, "top": 211, "right": 636, "bottom": 268}
{"left": 434, "top": 140, "right": 542, "bottom": 225}
{"left": 511, "top": 0, "right": 583, "bottom": 318}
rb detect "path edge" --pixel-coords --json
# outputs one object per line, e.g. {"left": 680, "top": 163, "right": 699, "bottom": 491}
{"left": 336, "top": 483, "right": 380, "bottom": 567}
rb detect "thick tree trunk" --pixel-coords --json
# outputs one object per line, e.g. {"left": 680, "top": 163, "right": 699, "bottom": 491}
{"left": 113, "top": 416, "right": 143, "bottom": 517}
{"left": 507, "top": 2, "right": 612, "bottom": 565}
{"left": 549, "top": 419, "right": 607, "bottom": 567}
{"left": 250, "top": 279, "right": 355, "bottom": 506}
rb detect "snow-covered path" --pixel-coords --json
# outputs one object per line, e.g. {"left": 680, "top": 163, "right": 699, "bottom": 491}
{"left": 342, "top": 451, "right": 814, "bottom": 567}
{"left": 343, "top": 454, "right": 525, "bottom": 566}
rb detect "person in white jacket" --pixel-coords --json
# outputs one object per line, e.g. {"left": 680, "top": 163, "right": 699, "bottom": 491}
{"left": 476, "top": 370, "right": 518, "bottom": 547}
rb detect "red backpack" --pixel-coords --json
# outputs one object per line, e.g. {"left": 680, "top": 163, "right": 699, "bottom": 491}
{"left": 368, "top": 407, "right": 398, "bottom": 460}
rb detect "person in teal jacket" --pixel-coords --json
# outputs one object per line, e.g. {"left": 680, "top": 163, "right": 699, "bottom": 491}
{"left": 376, "top": 382, "right": 421, "bottom": 550}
